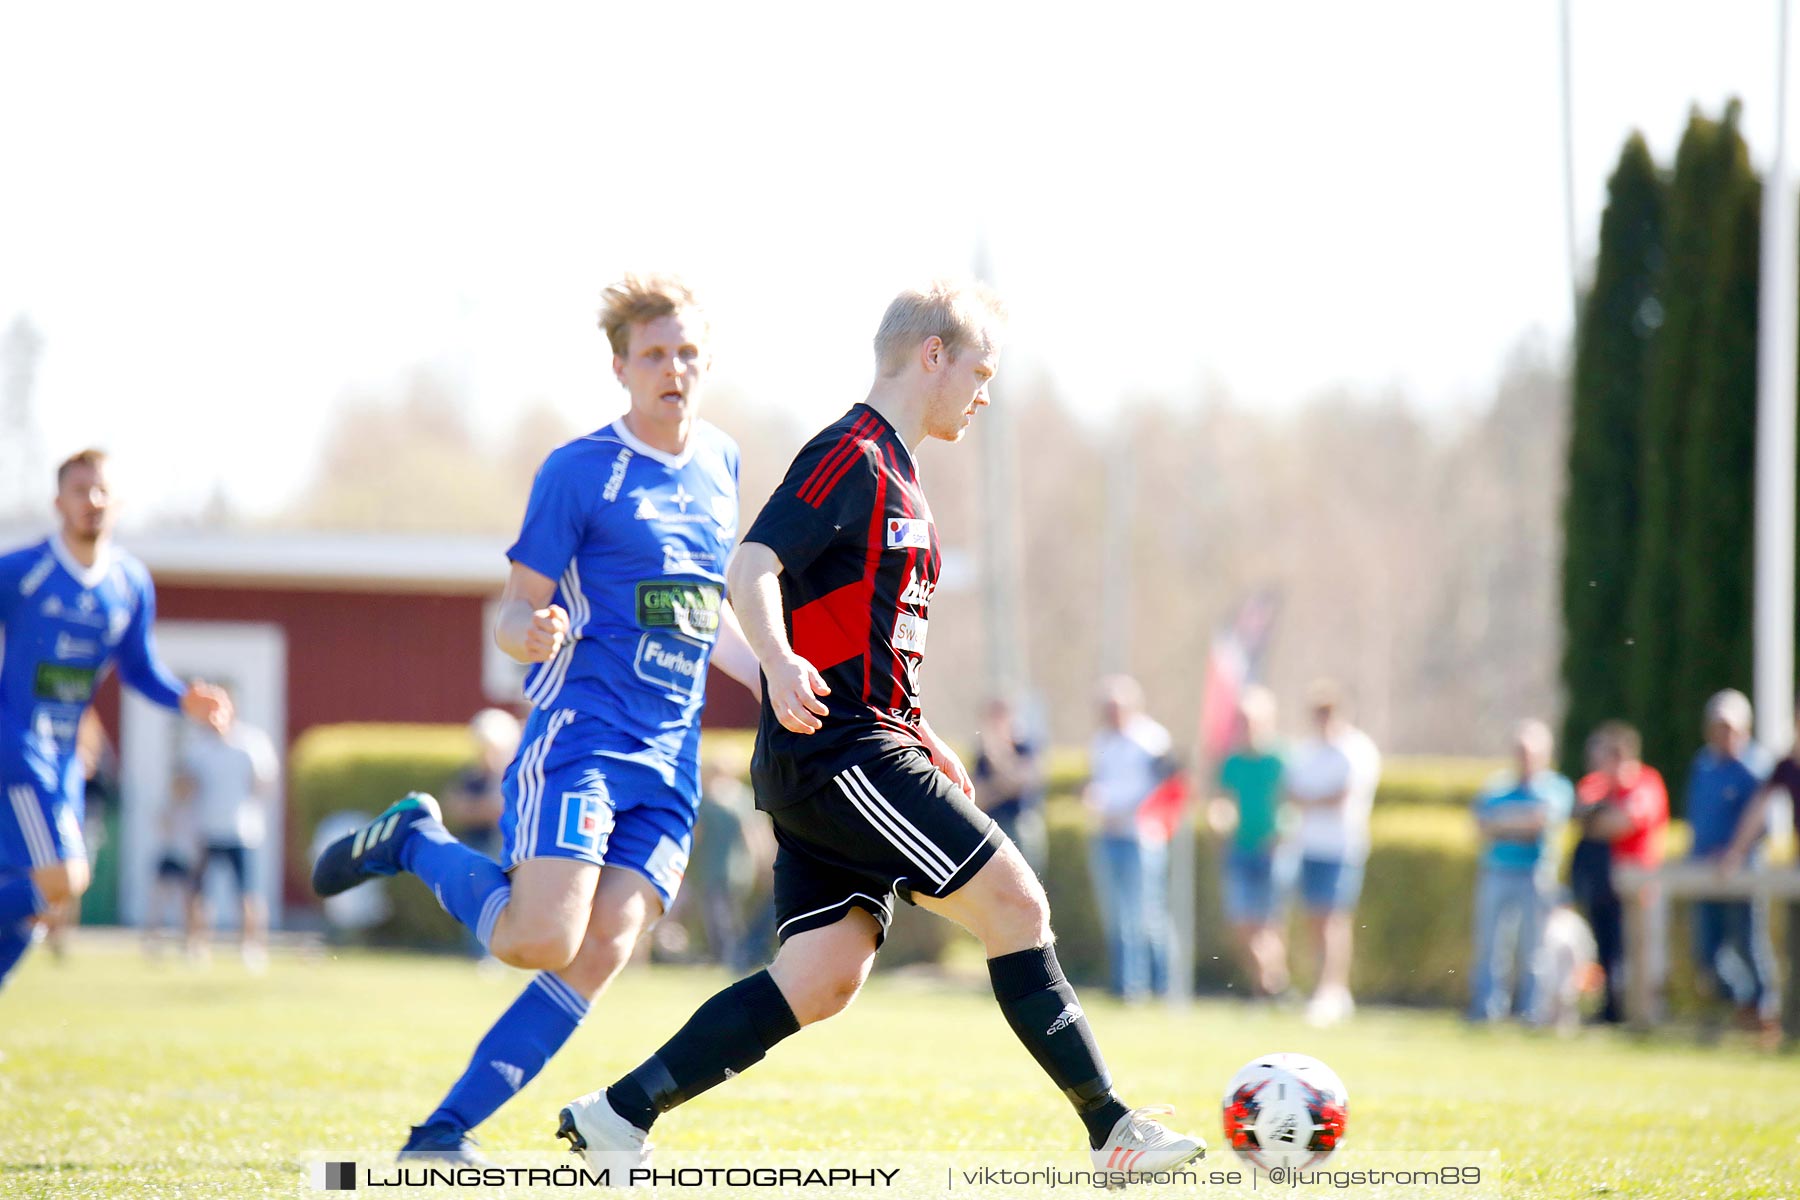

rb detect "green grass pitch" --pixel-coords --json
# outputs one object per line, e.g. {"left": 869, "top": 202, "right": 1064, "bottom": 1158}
{"left": 0, "top": 939, "right": 1793, "bottom": 1197}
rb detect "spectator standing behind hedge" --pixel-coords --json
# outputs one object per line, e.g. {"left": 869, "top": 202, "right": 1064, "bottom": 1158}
{"left": 446, "top": 709, "right": 519, "bottom": 866}
{"left": 444, "top": 709, "right": 519, "bottom": 959}
{"left": 688, "top": 758, "right": 768, "bottom": 970}
{"left": 1284, "top": 680, "right": 1380, "bottom": 1028}
{"left": 1466, "top": 719, "right": 1572, "bottom": 1024}
{"left": 1570, "top": 721, "right": 1668, "bottom": 1025}
{"left": 1084, "top": 675, "right": 1175, "bottom": 1001}
{"left": 1683, "top": 689, "right": 1779, "bottom": 1044}
{"left": 1206, "top": 686, "right": 1289, "bottom": 999}
{"left": 974, "top": 697, "right": 1047, "bottom": 878}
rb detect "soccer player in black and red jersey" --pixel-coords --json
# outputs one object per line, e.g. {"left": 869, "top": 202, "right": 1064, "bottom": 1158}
{"left": 557, "top": 281, "right": 1205, "bottom": 1177}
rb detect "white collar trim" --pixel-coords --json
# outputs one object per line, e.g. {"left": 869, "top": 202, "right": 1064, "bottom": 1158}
{"left": 611, "top": 419, "right": 696, "bottom": 469}
{"left": 50, "top": 534, "right": 114, "bottom": 589}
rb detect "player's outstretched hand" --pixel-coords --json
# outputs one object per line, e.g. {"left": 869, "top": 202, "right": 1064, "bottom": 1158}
{"left": 767, "top": 653, "right": 830, "bottom": 734}
{"left": 523, "top": 605, "right": 571, "bottom": 662}
{"left": 182, "top": 681, "right": 233, "bottom": 732}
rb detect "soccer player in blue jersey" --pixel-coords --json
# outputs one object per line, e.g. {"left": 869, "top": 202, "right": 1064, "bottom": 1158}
{"left": 312, "top": 274, "right": 761, "bottom": 1158}
{"left": 0, "top": 449, "right": 231, "bottom": 989}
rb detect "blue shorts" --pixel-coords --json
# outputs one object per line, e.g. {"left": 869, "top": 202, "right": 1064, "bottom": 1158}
{"left": 1298, "top": 856, "right": 1364, "bottom": 913}
{"left": 1222, "top": 848, "right": 1288, "bottom": 924}
{"left": 1, "top": 768, "right": 84, "bottom": 871}
{"left": 499, "top": 708, "right": 696, "bottom": 908}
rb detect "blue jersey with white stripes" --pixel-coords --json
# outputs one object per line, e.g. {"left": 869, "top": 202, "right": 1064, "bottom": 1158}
{"left": 507, "top": 419, "right": 740, "bottom": 776}
{"left": 0, "top": 537, "right": 185, "bottom": 793}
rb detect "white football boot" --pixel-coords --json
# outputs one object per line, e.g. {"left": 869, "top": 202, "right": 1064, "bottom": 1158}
{"left": 557, "top": 1089, "right": 653, "bottom": 1172}
{"left": 1090, "top": 1105, "right": 1206, "bottom": 1180}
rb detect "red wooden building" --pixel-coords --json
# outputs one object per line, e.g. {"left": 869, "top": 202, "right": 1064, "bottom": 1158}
{"left": 59, "top": 529, "right": 756, "bottom": 926}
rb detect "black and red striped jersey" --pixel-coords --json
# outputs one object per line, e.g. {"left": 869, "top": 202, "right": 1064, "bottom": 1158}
{"left": 743, "top": 404, "right": 939, "bottom": 809}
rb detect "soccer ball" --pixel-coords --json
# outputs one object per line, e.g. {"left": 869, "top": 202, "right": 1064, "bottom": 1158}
{"left": 1221, "top": 1053, "right": 1348, "bottom": 1170}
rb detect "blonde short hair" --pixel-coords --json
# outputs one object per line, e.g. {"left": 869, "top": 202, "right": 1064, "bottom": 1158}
{"left": 57, "top": 448, "right": 108, "bottom": 488}
{"left": 598, "top": 274, "right": 706, "bottom": 357}
{"left": 872, "top": 279, "right": 1007, "bottom": 376}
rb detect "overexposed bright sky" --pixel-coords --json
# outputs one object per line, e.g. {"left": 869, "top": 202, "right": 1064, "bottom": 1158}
{"left": 0, "top": 1, "right": 1791, "bottom": 518}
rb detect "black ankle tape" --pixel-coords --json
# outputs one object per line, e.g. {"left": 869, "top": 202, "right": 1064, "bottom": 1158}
{"left": 628, "top": 1055, "right": 686, "bottom": 1113}
{"left": 1063, "top": 1074, "right": 1117, "bottom": 1114}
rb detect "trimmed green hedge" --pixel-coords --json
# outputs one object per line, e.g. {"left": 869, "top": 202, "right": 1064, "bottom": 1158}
{"left": 1035, "top": 752, "right": 1507, "bottom": 809}
{"left": 291, "top": 725, "right": 1754, "bottom": 1014}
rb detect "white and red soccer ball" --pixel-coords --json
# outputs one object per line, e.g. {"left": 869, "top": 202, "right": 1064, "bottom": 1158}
{"left": 1221, "top": 1053, "right": 1348, "bottom": 1170}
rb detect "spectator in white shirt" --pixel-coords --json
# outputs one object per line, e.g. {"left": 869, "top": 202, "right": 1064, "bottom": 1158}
{"left": 179, "top": 697, "right": 278, "bottom": 969}
{"left": 1083, "top": 675, "right": 1175, "bottom": 1000}
{"left": 1284, "top": 680, "right": 1380, "bottom": 1026}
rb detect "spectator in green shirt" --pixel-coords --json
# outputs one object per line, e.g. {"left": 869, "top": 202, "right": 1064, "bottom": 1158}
{"left": 1206, "top": 686, "right": 1289, "bottom": 998}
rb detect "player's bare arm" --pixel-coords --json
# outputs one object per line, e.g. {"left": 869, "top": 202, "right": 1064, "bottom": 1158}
{"left": 712, "top": 601, "right": 764, "bottom": 699}
{"left": 723, "top": 541, "right": 828, "bottom": 734}
{"left": 919, "top": 717, "right": 975, "bottom": 799}
{"left": 1718, "top": 780, "right": 1774, "bottom": 873}
{"left": 494, "top": 561, "right": 570, "bottom": 663}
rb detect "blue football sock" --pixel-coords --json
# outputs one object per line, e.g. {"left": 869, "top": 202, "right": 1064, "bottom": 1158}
{"left": 0, "top": 921, "right": 33, "bottom": 989}
{"left": 0, "top": 872, "right": 45, "bottom": 926}
{"left": 399, "top": 823, "right": 513, "bottom": 948}
{"left": 426, "top": 972, "right": 590, "bottom": 1132}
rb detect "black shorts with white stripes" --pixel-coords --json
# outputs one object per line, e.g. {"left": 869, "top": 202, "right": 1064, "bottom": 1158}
{"left": 769, "top": 745, "right": 1002, "bottom": 947}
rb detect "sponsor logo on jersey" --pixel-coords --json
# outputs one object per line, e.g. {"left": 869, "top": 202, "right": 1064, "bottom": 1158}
{"left": 34, "top": 662, "right": 98, "bottom": 704}
{"left": 636, "top": 580, "right": 722, "bottom": 639}
{"left": 711, "top": 495, "right": 736, "bottom": 527}
{"left": 42, "top": 593, "right": 107, "bottom": 628}
{"left": 636, "top": 484, "right": 722, "bottom": 526}
{"left": 633, "top": 632, "right": 709, "bottom": 697}
{"left": 892, "top": 612, "right": 929, "bottom": 654}
{"left": 661, "top": 542, "right": 719, "bottom": 576}
{"left": 556, "top": 788, "right": 614, "bottom": 855}
{"left": 886, "top": 518, "right": 932, "bottom": 550}
{"left": 54, "top": 632, "right": 100, "bottom": 660}
{"left": 898, "top": 573, "right": 937, "bottom": 607}
{"left": 106, "top": 607, "right": 130, "bottom": 645}
{"left": 603, "top": 448, "right": 635, "bottom": 503}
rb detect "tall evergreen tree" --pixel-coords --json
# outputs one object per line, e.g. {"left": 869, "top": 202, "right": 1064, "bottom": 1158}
{"left": 1676, "top": 152, "right": 1761, "bottom": 787}
{"left": 1560, "top": 135, "right": 1665, "bottom": 768}
{"left": 1625, "top": 103, "right": 1746, "bottom": 792}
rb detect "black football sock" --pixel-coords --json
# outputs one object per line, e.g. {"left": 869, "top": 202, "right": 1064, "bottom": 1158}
{"left": 988, "top": 944, "right": 1131, "bottom": 1148}
{"left": 606, "top": 970, "right": 801, "bottom": 1131}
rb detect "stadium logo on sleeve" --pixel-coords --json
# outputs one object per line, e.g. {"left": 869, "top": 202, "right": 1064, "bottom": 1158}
{"left": 886, "top": 518, "right": 931, "bottom": 550}
{"left": 602, "top": 448, "right": 635, "bottom": 503}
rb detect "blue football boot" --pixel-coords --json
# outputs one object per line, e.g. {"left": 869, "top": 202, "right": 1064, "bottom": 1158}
{"left": 311, "top": 792, "right": 442, "bottom": 897}
{"left": 399, "top": 1120, "right": 486, "bottom": 1165}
